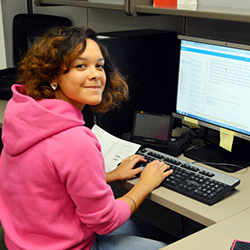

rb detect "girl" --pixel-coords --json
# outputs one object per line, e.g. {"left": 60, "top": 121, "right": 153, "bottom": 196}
{"left": 0, "top": 26, "right": 173, "bottom": 250}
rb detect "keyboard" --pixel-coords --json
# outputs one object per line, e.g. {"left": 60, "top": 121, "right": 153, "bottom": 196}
{"left": 135, "top": 147, "right": 240, "bottom": 205}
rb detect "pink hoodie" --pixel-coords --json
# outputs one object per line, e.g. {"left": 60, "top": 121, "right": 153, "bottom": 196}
{"left": 0, "top": 84, "right": 130, "bottom": 249}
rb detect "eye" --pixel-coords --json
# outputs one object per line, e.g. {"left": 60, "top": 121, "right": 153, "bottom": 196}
{"left": 75, "top": 64, "right": 86, "bottom": 69}
{"left": 96, "top": 64, "right": 105, "bottom": 70}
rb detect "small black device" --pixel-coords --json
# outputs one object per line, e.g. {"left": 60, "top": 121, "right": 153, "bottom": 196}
{"left": 131, "top": 111, "right": 173, "bottom": 146}
{"left": 128, "top": 111, "right": 192, "bottom": 156}
{"left": 167, "top": 132, "right": 193, "bottom": 156}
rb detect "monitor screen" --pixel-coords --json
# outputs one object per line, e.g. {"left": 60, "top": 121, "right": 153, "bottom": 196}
{"left": 175, "top": 36, "right": 250, "bottom": 141}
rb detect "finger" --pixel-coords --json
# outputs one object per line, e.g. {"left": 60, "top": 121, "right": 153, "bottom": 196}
{"left": 133, "top": 166, "right": 144, "bottom": 176}
{"left": 119, "top": 155, "right": 142, "bottom": 165}
{"left": 161, "top": 163, "right": 171, "bottom": 171}
{"left": 149, "top": 160, "right": 161, "bottom": 165}
{"left": 132, "top": 157, "right": 147, "bottom": 167}
{"left": 164, "top": 168, "right": 173, "bottom": 177}
{"left": 134, "top": 154, "right": 146, "bottom": 161}
{"left": 125, "top": 154, "right": 145, "bottom": 162}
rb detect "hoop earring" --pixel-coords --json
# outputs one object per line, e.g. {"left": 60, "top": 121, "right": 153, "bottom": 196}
{"left": 51, "top": 82, "right": 58, "bottom": 91}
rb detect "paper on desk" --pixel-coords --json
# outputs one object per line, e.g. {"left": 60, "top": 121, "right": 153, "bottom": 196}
{"left": 91, "top": 124, "right": 141, "bottom": 173}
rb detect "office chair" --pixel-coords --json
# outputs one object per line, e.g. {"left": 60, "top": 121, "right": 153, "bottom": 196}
{"left": 0, "top": 13, "right": 72, "bottom": 100}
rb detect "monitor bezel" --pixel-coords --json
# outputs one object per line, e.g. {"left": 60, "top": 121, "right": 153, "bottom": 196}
{"left": 178, "top": 35, "right": 250, "bottom": 51}
{"left": 175, "top": 35, "right": 250, "bottom": 142}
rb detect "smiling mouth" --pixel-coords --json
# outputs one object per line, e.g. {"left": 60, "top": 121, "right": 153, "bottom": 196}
{"left": 85, "top": 85, "right": 101, "bottom": 88}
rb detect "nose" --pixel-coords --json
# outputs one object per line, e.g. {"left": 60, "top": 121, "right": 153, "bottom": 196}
{"left": 89, "top": 68, "right": 101, "bottom": 80}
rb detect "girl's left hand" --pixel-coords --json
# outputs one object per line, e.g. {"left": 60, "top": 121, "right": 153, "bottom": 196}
{"left": 106, "top": 154, "right": 147, "bottom": 183}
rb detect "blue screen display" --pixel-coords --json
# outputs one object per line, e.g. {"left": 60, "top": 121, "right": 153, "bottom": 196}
{"left": 176, "top": 39, "right": 250, "bottom": 137}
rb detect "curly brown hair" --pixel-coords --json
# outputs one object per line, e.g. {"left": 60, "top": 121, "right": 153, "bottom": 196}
{"left": 17, "top": 26, "right": 128, "bottom": 113}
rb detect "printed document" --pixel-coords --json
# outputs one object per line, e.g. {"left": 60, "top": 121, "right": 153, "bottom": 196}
{"left": 91, "top": 124, "right": 141, "bottom": 173}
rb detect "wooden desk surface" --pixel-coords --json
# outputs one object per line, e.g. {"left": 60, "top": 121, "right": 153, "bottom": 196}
{"left": 160, "top": 207, "right": 250, "bottom": 250}
{"left": 123, "top": 157, "right": 250, "bottom": 227}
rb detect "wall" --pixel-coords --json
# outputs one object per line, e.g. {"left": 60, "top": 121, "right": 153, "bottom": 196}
{"left": 2, "top": 0, "right": 185, "bottom": 67}
{"left": 186, "top": 17, "right": 250, "bottom": 45}
{"left": 1, "top": 0, "right": 26, "bottom": 68}
{"left": 0, "top": 0, "right": 6, "bottom": 69}
{"left": 198, "top": 0, "right": 250, "bottom": 8}
{"left": 2, "top": 0, "right": 250, "bottom": 67}
{"left": 187, "top": 0, "right": 250, "bottom": 44}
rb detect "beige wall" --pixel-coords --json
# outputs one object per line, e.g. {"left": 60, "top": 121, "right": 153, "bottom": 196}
{"left": 0, "top": 0, "right": 6, "bottom": 69}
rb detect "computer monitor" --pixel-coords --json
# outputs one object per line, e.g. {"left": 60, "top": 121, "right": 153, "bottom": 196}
{"left": 174, "top": 35, "right": 250, "bottom": 172}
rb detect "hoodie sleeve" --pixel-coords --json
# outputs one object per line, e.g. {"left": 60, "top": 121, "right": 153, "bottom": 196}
{"left": 47, "top": 126, "right": 131, "bottom": 235}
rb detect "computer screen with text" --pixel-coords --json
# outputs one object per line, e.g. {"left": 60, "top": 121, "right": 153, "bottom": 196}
{"left": 176, "top": 37, "right": 250, "bottom": 140}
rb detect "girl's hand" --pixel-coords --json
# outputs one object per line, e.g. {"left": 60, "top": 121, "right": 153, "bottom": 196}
{"left": 106, "top": 154, "right": 147, "bottom": 183}
{"left": 118, "top": 160, "right": 173, "bottom": 215}
{"left": 139, "top": 160, "right": 173, "bottom": 192}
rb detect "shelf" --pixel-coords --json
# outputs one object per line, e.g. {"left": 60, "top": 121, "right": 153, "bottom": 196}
{"left": 38, "top": 0, "right": 125, "bottom": 11}
{"left": 134, "top": 5, "right": 250, "bottom": 23}
{"left": 38, "top": 0, "right": 250, "bottom": 23}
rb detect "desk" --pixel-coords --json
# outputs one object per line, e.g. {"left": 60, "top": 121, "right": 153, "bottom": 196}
{"left": 123, "top": 153, "right": 250, "bottom": 248}
{"left": 160, "top": 207, "right": 250, "bottom": 250}
{"left": 124, "top": 156, "right": 250, "bottom": 226}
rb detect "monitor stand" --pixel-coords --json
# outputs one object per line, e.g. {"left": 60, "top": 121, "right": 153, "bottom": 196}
{"left": 184, "top": 140, "right": 250, "bottom": 173}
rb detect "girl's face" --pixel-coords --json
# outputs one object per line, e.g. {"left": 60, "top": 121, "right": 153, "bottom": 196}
{"left": 55, "top": 38, "right": 106, "bottom": 110}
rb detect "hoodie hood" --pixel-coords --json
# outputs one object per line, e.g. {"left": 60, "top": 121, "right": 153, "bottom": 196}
{"left": 2, "top": 84, "right": 85, "bottom": 156}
